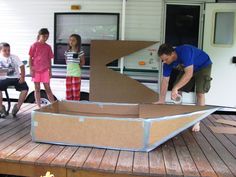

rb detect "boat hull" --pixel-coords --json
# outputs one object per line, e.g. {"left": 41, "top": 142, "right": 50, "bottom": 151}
{"left": 31, "top": 100, "right": 218, "bottom": 151}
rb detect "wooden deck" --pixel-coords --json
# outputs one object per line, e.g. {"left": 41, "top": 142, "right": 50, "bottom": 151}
{"left": 0, "top": 103, "right": 235, "bottom": 177}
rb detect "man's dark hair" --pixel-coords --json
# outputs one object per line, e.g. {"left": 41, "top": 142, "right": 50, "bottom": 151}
{"left": 0, "top": 42, "right": 10, "bottom": 50}
{"left": 158, "top": 43, "right": 174, "bottom": 56}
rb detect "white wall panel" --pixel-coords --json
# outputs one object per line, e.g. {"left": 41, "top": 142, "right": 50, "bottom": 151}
{"left": 0, "top": 0, "right": 122, "bottom": 60}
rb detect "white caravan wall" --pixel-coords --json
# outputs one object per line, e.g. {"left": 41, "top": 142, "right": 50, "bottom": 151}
{"left": 0, "top": 0, "right": 121, "bottom": 61}
{"left": 0, "top": 0, "right": 162, "bottom": 65}
{"left": 0, "top": 0, "right": 214, "bottom": 68}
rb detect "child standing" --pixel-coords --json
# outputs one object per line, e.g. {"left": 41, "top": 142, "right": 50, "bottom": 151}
{"left": 29, "top": 28, "right": 55, "bottom": 108}
{"left": 64, "top": 34, "right": 85, "bottom": 100}
{"left": 0, "top": 42, "right": 28, "bottom": 117}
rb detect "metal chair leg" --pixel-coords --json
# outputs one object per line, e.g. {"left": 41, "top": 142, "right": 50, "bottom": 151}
{"left": 4, "top": 89, "right": 11, "bottom": 115}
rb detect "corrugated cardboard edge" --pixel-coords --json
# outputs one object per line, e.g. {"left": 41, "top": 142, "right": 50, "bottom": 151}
{"left": 90, "top": 40, "right": 159, "bottom": 103}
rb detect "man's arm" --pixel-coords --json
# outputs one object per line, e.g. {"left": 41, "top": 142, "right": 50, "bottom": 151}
{"left": 29, "top": 56, "right": 33, "bottom": 75}
{"left": 154, "top": 76, "right": 169, "bottom": 104}
{"left": 172, "top": 65, "right": 193, "bottom": 99}
{"left": 19, "top": 65, "right": 25, "bottom": 83}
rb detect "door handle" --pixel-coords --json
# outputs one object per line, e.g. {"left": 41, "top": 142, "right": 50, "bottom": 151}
{"left": 233, "top": 56, "right": 236, "bottom": 63}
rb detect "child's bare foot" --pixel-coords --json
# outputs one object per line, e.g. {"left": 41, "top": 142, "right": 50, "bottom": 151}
{"left": 192, "top": 122, "right": 200, "bottom": 132}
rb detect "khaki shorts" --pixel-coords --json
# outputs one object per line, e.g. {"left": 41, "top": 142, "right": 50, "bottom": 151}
{"left": 175, "top": 64, "right": 212, "bottom": 93}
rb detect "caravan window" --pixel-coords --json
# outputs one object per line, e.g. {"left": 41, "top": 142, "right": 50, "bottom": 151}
{"left": 54, "top": 13, "right": 119, "bottom": 66}
{"left": 213, "top": 12, "right": 234, "bottom": 45}
{"left": 165, "top": 4, "right": 200, "bottom": 47}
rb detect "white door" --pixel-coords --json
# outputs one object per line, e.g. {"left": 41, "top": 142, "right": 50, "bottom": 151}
{"left": 203, "top": 3, "right": 236, "bottom": 108}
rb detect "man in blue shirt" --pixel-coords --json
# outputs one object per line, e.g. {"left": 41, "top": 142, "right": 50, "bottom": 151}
{"left": 156, "top": 43, "right": 212, "bottom": 131}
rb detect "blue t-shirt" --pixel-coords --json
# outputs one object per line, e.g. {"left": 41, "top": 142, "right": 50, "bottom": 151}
{"left": 163, "top": 45, "right": 212, "bottom": 77}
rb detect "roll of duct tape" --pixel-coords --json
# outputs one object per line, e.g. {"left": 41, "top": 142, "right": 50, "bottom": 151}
{"left": 172, "top": 95, "right": 182, "bottom": 104}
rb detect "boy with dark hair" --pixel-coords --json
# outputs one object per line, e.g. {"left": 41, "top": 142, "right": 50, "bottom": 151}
{"left": 0, "top": 42, "right": 28, "bottom": 117}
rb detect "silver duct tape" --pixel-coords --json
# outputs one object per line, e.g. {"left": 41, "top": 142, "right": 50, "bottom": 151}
{"left": 146, "top": 107, "right": 219, "bottom": 122}
{"left": 31, "top": 111, "right": 36, "bottom": 140}
{"left": 143, "top": 120, "right": 151, "bottom": 149}
{"left": 34, "top": 121, "right": 38, "bottom": 127}
{"left": 61, "top": 99, "right": 139, "bottom": 106}
{"left": 79, "top": 116, "right": 85, "bottom": 122}
{"left": 33, "top": 111, "right": 143, "bottom": 122}
{"left": 32, "top": 139, "right": 150, "bottom": 152}
{"left": 172, "top": 95, "right": 182, "bottom": 104}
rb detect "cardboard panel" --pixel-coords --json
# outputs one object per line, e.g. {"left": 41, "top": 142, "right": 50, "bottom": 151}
{"left": 90, "top": 40, "right": 159, "bottom": 103}
{"left": 32, "top": 113, "right": 144, "bottom": 150}
{"left": 139, "top": 104, "right": 212, "bottom": 118}
{"left": 148, "top": 113, "right": 204, "bottom": 145}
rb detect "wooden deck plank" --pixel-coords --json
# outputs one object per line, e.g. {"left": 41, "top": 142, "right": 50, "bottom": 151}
{"left": 6, "top": 141, "right": 39, "bottom": 162}
{"left": 0, "top": 103, "right": 33, "bottom": 129}
{"left": 51, "top": 146, "right": 78, "bottom": 167}
{"left": 0, "top": 104, "right": 32, "bottom": 139}
{"left": 213, "top": 114, "right": 236, "bottom": 146}
{"left": 67, "top": 147, "right": 92, "bottom": 169}
{"left": 0, "top": 108, "right": 31, "bottom": 136}
{"left": 192, "top": 126, "right": 235, "bottom": 177}
{"left": 83, "top": 148, "right": 106, "bottom": 170}
{"left": 99, "top": 150, "right": 119, "bottom": 172}
{"left": 0, "top": 119, "right": 30, "bottom": 138}
{"left": 182, "top": 129, "right": 218, "bottom": 177}
{"left": 162, "top": 140, "right": 183, "bottom": 176}
{"left": 13, "top": 103, "right": 36, "bottom": 118}
{"left": 149, "top": 147, "right": 166, "bottom": 176}
{"left": 0, "top": 134, "right": 31, "bottom": 160}
{"left": 201, "top": 119, "right": 236, "bottom": 176}
{"left": 207, "top": 115, "right": 236, "bottom": 158}
{"left": 116, "top": 151, "right": 134, "bottom": 174}
{"left": 20, "top": 143, "right": 51, "bottom": 164}
{"left": 229, "top": 115, "right": 236, "bottom": 121}
{"left": 133, "top": 152, "right": 149, "bottom": 175}
{"left": 173, "top": 135, "right": 200, "bottom": 176}
{"left": 0, "top": 162, "right": 66, "bottom": 177}
{"left": 36, "top": 145, "right": 64, "bottom": 165}
{"left": 67, "top": 169, "right": 151, "bottom": 177}
{"left": 0, "top": 126, "right": 30, "bottom": 151}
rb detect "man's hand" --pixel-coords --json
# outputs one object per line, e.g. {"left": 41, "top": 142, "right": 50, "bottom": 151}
{"left": 19, "top": 77, "right": 25, "bottom": 84}
{"left": 171, "top": 88, "right": 179, "bottom": 100}
{"left": 153, "top": 100, "right": 165, "bottom": 104}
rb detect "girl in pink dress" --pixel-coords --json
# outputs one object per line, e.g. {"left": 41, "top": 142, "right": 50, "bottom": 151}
{"left": 29, "top": 28, "right": 55, "bottom": 107}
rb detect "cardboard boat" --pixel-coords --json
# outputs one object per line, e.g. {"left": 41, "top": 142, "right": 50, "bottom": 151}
{"left": 31, "top": 100, "right": 218, "bottom": 152}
